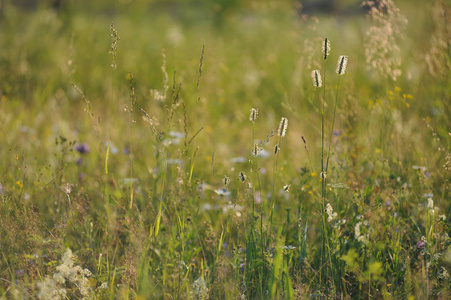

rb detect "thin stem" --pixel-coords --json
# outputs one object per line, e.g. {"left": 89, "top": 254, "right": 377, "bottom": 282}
{"left": 325, "top": 75, "right": 341, "bottom": 173}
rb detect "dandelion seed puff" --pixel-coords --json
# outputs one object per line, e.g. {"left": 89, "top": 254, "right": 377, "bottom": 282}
{"left": 312, "top": 70, "right": 322, "bottom": 88}
{"left": 277, "top": 117, "right": 288, "bottom": 137}
{"left": 249, "top": 108, "right": 258, "bottom": 123}
{"left": 336, "top": 55, "right": 348, "bottom": 75}
{"left": 322, "top": 38, "right": 330, "bottom": 60}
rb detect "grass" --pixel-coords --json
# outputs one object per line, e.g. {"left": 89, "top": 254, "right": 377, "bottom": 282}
{"left": 0, "top": 0, "right": 450, "bottom": 299}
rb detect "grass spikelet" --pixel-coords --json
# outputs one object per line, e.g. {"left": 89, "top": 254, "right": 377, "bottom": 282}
{"left": 322, "top": 38, "right": 330, "bottom": 60}
{"left": 277, "top": 117, "right": 288, "bottom": 137}
{"left": 239, "top": 171, "right": 246, "bottom": 182}
{"left": 249, "top": 108, "right": 258, "bottom": 123}
{"left": 312, "top": 70, "right": 322, "bottom": 88}
{"left": 336, "top": 55, "right": 348, "bottom": 75}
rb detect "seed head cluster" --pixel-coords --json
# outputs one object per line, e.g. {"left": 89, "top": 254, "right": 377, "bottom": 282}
{"left": 362, "top": 0, "right": 407, "bottom": 81}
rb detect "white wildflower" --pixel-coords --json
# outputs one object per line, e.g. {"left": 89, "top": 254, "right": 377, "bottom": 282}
{"left": 190, "top": 277, "right": 209, "bottom": 299}
{"left": 427, "top": 198, "right": 434, "bottom": 209}
{"left": 37, "top": 249, "right": 93, "bottom": 299}
{"left": 326, "top": 203, "right": 337, "bottom": 222}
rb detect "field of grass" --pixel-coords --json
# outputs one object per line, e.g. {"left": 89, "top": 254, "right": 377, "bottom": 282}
{"left": 0, "top": 0, "right": 450, "bottom": 298}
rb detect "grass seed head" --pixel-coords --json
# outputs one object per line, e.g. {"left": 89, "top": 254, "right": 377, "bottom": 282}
{"left": 336, "top": 55, "right": 348, "bottom": 75}
{"left": 322, "top": 38, "right": 330, "bottom": 60}
{"left": 312, "top": 70, "right": 322, "bottom": 88}
{"left": 239, "top": 172, "right": 246, "bottom": 182}
{"left": 277, "top": 117, "right": 288, "bottom": 137}
{"left": 249, "top": 108, "right": 258, "bottom": 123}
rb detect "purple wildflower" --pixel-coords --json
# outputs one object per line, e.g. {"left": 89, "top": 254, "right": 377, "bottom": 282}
{"left": 123, "top": 145, "right": 130, "bottom": 155}
{"left": 75, "top": 143, "right": 90, "bottom": 154}
{"left": 416, "top": 240, "right": 426, "bottom": 249}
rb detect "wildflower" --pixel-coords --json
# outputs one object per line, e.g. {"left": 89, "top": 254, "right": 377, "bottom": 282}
{"left": 75, "top": 143, "right": 90, "bottom": 154}
{"left": 413, "top": 165, "right": 427, "bottom": 172}
{"left": 123, "top": 145, "right": 130, "bottom": 154}
{"left": 37, "top": 249, "right": 93, "bottom": 299}
{"left": 325, "top": 203, "right": 337, "bottom": 222}
{"left": 190, "top": 277, "right": 209, "bottom": 300}
{"left": 283, "top": 245, "right": 296, "bottom": 250}
{"left": 231, "top": 157, "right": 246, "bottom": 163}
{"left": 247, "top": 181, "right": 253, "bottom": 189}
{"left": 167, "top": 159, "right": 183, "bottom": 165}
{"left": 322, "top": 38, "right": 330, "bottom": 60}
{"left": 427, "top": 198, "right": 434, "bottom": 209}
{"left": 312, "top": 70, "right": 322, "bottom": 88}
{"left": 249, "top": 108, "right": 258, "bottom": 123}
{"left": 214, "top": 188, "right": 231, "bottom": 197}
{"left": 277, "top": 117, "right": 288, "bottom": 137}
{"left": 336, "top": 55, "right": 348, "bottom": 75}
{"left": 355, "top": 222, "right": 369, "bottom": 245}
{"left": 416, "top": 240, "right": 426, "bottom": 249}
{"left": 254, "top": 191, "right": 262, "bottom": 204}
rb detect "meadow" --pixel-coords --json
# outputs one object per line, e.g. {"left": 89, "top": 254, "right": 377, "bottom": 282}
{"left": 0, "top": 0, "right": 450, "bottom": 298}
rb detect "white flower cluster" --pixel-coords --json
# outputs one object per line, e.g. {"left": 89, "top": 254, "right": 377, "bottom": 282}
{"left": 190, "top": 277, "right": 209, "bottom": 300}
{"left": 37, "top": 249, "right": 93, "bottom": 300}
{"left": 355, "top": 216, "right": 369, "bottom": 246}
{"left": 326, "top": 203, "right": 337, "bottom": 223}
